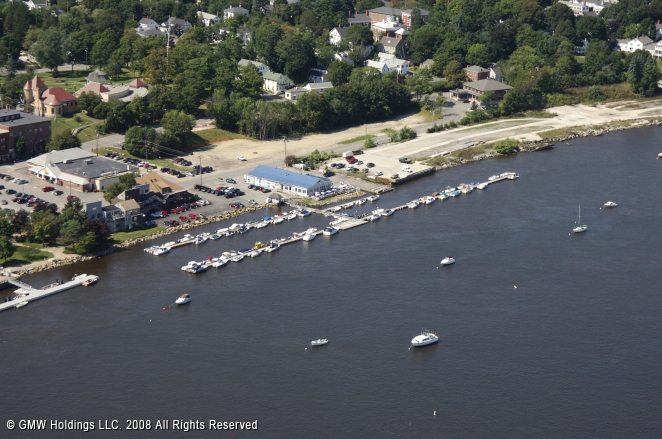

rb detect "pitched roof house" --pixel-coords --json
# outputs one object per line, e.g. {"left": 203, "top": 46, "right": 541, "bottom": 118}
{"left": 160, "top": 17, "right": 192, "bottom": 36}
{"left": 224, "top": 5, "right": 249, "bottom": 19}
{"left": 262, "top": 72, "right": 293, "bottom": 94}
{"left": 329, "top": 27, "right": 348, "bottom": 45}
{"left": 379, "top": 36, "right": 406, "bottom": 57}
{"left": 238, "top": 59, "right": 269, "bottom": 75}
{"left": 197, "top": 11, "right": 221, "bottom": 26}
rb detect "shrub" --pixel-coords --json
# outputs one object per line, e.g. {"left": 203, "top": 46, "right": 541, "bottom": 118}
{"left": 388, "top": 131, "right": 400, "bottom": 142}
{"left": 74, "top": 115, "right": 82, "bottom": 123}
{"left": 364, "top": 137, "right": 377, "bottom": 148}
{"left": 494, "top": 139, "right": 519, "bottom": 155}
{"left": 399, "top": 126, "right": 417, "bottom": 141}
{"left": 448, "top": 120, "right": 458, "bottom": 128}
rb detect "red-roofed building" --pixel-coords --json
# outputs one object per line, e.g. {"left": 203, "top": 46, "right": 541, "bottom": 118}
{"left": 75, "top": 82, "right": 110, "bottom": 97}
{"left": 129, "top": 78, "right": 147, "bottom": 88}
{"left": 24, "top": 76, "right": 79, "bottom": 118}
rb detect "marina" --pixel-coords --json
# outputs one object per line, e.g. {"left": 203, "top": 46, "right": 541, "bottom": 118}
{"left": 0, "top": 274, "right": 99, "bottom": 312}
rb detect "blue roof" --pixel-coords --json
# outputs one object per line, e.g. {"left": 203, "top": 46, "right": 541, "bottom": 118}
{"left": 248, "top": 165, "right": 331, "bottom": 189}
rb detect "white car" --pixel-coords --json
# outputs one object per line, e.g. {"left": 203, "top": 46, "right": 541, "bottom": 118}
{"left": 248, "top": 199, "right": 257, "bottom": 205}
{"left": 374, "top": 171, "right": 383, "bottom": 176}
{"left": 185, "top": 171, "right": 195, "bottom": 177}
{"left": 237, "top": 155, "right": 246, "bottom": 161}
{"left": 150, "top": 212, "right": 164, "bottom": 218}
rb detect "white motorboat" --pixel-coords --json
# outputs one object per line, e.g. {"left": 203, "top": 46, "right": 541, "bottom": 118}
{"left": 507, "top": 173, "right": 519, "bottom": 180}
{"left": 477, "top": 183, "right": 488, "bottom": 190}
{"left": 152, "top": 247, "right": 170, "bottom": 256}
{"left": 231, "top": 255, "right": 244, "bottom": 262}
{"left": 323, "top": 226, "right": 339, "bottom": 236}
{"left": 369, "top": 214, "right": 381, "bottom": 221}
{"left": 302, "top": 233, "right": 316, "bottom": 241}
{"left": 14, "top": 301, "right": 29, "bottom": 309}
{"left": 488, "top": 175, "right": 500, "bottom": 181}
{"left": 286, "top": 213, "right": 297, "bottom": 220}
{"left": 217, "top": 228, "right": 229, "bottom": 234}
{"left": 328, "top": 206, "right": 342, "bottom": 213}
{"left": 194, "top": 236, "right": 207, "bottom": 244}
{"left": 440, "top": 256, "right": 455, "bottom": 265}
{"left": 437, "top": 192, "right": 449, "bottom": 200}
{"left": 272, "top": 217, "right": 284, "bottom": 224}
{"left": 178, "top": 234, "right": 193, "bottom": 243}
{"left": 181, "top": 261, "right": 198, "bottom": 270}
{"left": 176, "top": 294, "right": 191, "bottom": 305}
{"left": 238, "top": 226, "right": 249, "bottom": 234}
{"left": 255, "top": 221, "right": 269, "bottom": 229}
{"left": 311, "top": 339, "right": 329, "bottom": 346}
{"left": 367, "top": 194, "right": 380, "bottom": 202}
{"left": 604, "top": 201, "right": 617, "bottom": 207}
{"left": 163, "top": 241, "right": 176, "bottom": 247}
{"left": 422, "top": 196, "right": 435, "bottom": 204}
{"left": 264, "top": 243, "right": 280, "bottom": 252}
{"left": 381, "top": 209, "right": 395, "bottom": 216}
{"left": 72, "top": 274, "right": 87, "bottom": 281}
{"left": 460, "top": 185, "right": 473, "bottom": 194}
{"left": 372, "top": 208, "right": 384, "bottom": 215}
{"left": 407, "top": 200, "right": 420, "bottom": 209}
{"left": 185, "top": 264, "right": 206, "bottom": 274}
{"left": 229, "top": 223, "right": 243, "bottom": 231}
{"left": 211, "top": 259, "right": 228, "bottom": 268}
{"left": 411, "top": 330, "right": 439, "bottom": 347}
{"left": 298, "top": 210, "right": 312, "bottom": 217}
{"left": 572, "top": 205, "right": 587, "bottom": 233}
{"left": 143, "top": 245, "right": 160, "bottom": 253}
{"left": 249, "top": 249, "right": 262, "bottom": 258}
{"left": 658, "top": 152, "right": 662, "bottom": 159}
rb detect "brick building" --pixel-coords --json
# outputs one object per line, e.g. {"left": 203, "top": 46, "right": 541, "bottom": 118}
{"left": 0, "top": 109, "right": 51, "bottom": 162}
{"left": 464, "top": 65, "right": 490, "bottom": 82}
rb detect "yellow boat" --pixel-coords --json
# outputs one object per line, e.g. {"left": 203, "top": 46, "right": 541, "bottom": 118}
{"left": 253, "top": 241, "right": 265, "bottom": 249}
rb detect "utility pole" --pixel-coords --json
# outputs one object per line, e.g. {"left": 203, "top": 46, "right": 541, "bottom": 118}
{"left": 199, "top": 156, "right": 202, "bottom": 186}
{"left": 95, "top": 132, "right": 99, "bottom": 157}
{"left": 282, "top": 136, "right": 287, "bottom": 157}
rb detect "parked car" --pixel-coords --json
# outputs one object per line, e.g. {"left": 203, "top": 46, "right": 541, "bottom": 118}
{"left": 226, "top": 178, "right": 236, "bottom": 184}
{"left": 462, "top": 99, "right": 470, "bottom": 103}
{"left": 170, "top": 220, "right": 179, "bottom": 226}
{"left": 53, "top": 190, "right": 63, "bottom": 195}
{"left": 42, "top": 186, "right": 55, "bottom": 192}
{"left": 390, "top": 174, "right": 400, "bottom": 179}
{"left": 5, "top": 189, "right": 16, "bottom": 195}
{"left": 144, "top": 220, "right": 156, "bottom": 226}
{"left": 189, "top": 213, "right": 199, "bottom": 220}
{"left": 374, "top": 171, "right": 383, "bottom": 176}
{"left": 179, "top": 216, "right": 189, "bottom": 223}
{"left": 235, "top": 202, "right": 245, "bottom": 208}
{"left": 67, "top": 195, "right": 79, "bottom": 201}
{"left": 164, "top": 221, "right": 173, "bottom": 227}
{"left": 237, "top": 155, "right": 246, "bottom": 161}
{"left": 150, "top": 212, "right": 164, "bottom": 218}
{"left": 248, "top": 199, "right": 257, "bottom": 205}
{"left": 366, "top": 162, "right": 375, "bottom": 168}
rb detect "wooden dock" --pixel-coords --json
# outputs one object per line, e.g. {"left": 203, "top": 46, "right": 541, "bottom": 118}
{"left": 0, "top": 274, "right": 99, "bottom": 312}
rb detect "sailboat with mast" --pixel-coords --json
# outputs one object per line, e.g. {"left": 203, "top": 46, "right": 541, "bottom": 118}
{"left": 572, "top": 205, "right": 587, "bottom": 233}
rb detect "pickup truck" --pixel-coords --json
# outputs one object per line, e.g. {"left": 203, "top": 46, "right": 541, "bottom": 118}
{"left": 398, "top": 158, "right": 412, "bottom": 164}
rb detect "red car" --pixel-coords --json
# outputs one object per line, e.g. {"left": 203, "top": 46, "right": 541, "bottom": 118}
{"left": 67, "top": 195, "right": 79, "bottom": 201}
{"left": 215, "top": 186, "right": 225, "bottom": 191}
{"left": 170, "top": 220, "right": 179, "bottom": 226}
{"left": 229, "top": 203, "right": 238, "bottom": 209}
{"left": 179, "top": 216, "right": 189, "bottom": 223}
{"left": 42, "top": 186, "right": 55, "bottom": 192}
{"left": 462, "top": 99, "right": 470, "bottom": 103}
{"left": 189, "top": 213, "right": 199, "bottom": 219}
{"left": 160, "top": 210, "right": 168, "bottom": 217}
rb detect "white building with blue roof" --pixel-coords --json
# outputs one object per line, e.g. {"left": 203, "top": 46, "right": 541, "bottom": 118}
{"left": 244, "top": 165, "right": 333, "bottom": 197}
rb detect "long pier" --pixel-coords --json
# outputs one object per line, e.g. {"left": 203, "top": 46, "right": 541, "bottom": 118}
{"left": 0, "top": 274, "right": 99, "bottom": 312}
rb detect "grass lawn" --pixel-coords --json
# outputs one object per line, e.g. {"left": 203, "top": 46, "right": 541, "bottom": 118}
{"left": 3, "top": 243, "right": 54, "bottom": 266}
{"left": 575, "top": 56, "right": 586, "bottom": 64}
{"left": 179, "top": 128, "right": 245, "bottom": 149}
{"left": 35, "top": 68, "right": 141, "bottom": 94}
{"left": 111, "top": 226, "right": 166, "bottom": 242}
{"left": 338, "top": 134, "right": 376, "bottom": 145}
{"left": 51, "top": 113, "right": 103, "bottom": 136}
{"left": 96, "top": 147, "right": 191, "bottom": 171}
{"left": 416, "top": 108, "right": 444, "bottom": 123}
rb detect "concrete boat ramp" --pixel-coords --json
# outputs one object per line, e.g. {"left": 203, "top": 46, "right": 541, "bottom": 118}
{"left": 0, "top": 274, "right": 99, "bottom": 312}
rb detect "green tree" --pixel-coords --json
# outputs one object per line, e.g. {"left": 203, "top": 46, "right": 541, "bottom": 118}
{"left": 466, "top": 44, "right": 492, "bottom": 68}
{"left": 11, "top": 209, "right": 30, "bottom": 234}
{"left": 276, "top": 31, "right": 316, "bottom": 84}
{"left": 345, "top": 25, "right": 373, "bottom": 47}
{"left": 254, "top": 24, "right": 284, "bottom": 70}
{"left": 104, "top": 182, "right": 126, "bottom": 202}
{"left": 161, "top": 110, "right": 195, "bottom": 137}
{"left": 46, "top": 131, "right": 81, "bottom": 152}
{"left": 77, "top": 91, "right": 102, "bottom": 115}
{"left": 405, "top": 25, "right": 440, "bottom": 63}
{"left": 443, "top": 60, "right": 467, "bottom": 84}
{"left": 31, "top": 212, "right": 59, "bottom": 246}
{"left": 123, "top": 126, "right": 159, "bottom": 158}
{"left": 56, "top": 219, "right": 83, "bottom": 247}
{"left": 313, "top": 0, "right": 352, "bottom": 30}
{"left": 90, "top": 29, "right": 119, "bottom": 68}
{"left": 326, "top": 60, "right": 353, "bottom": 86}
{"left": 0, "top": 236, "right": 16, "bottom": 262}
{"left": 494, "top": 139, "right": 519, "bottom": 154}
{"left": 59, "top": 197, "right": 85, "bottom": 225}
{"left": 628, "top": 50, "right": 659, "bottom": 96}
{"left": 406, "top": 67, "right": 433, "bottom": 101}
{"left": 28, "top": 26, "right": 68, "bottom": 76}
{"left": 83, "top": 218, "right": 110, "bottom": 250}
{"left": 235, "top": 64, "right": 264, "bottom": 99}
{"left": 544, "top": 2, "right": 575, "bottom": 31}
{"left": 399, "top": 126, "right": 417, "bottom": 141}
{"left": 364, "top": 137, "right": 376, "bottom": 148}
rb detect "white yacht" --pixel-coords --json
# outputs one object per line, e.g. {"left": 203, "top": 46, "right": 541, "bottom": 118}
{"left": 573, "top": 205, "right": 587, "bottom": 233}
{"left": 264, "top": 243, "right": 280, "bottom": 252}
{"left": 658, "top": 152, "right": 662, "bottom": 159}
{"left": 181, "top": 261, "right": 198, "bottom": 271}
{"left": 367, "top": 194, "right": 380, "bottom": 202}
{"left": 152, "top": 247, "right": 170, "bottom": 256}
{"left": 194, "top": 236, "right": 207, "bottom": 245}
{"left": 211, "top": 259, "right": 228, "bottom": 268}
{"left": 323, "top": 226, "right": 339, "bottom": 236}
{"left": 507, "top": 173, "right": 519, "bottom": 180}
{"left": 476, "top": 183, "right": 488, "bottom": 190}
{"left": 231, "top": 254, "right": 244, "bottom": 262}
{"left": 272, "top": 217, "right": 284, "bottom": 224}
{"left": 311, "top": 339, "right": 329, "bottom": 346}
{"left": 217, "top": 228, "right": 229, "bottom": 235}
{"left": 72, "top": 274, "right": 87, "bottom": 281}
{"left": 440, "top": 256, "right": 455, "bottom": 265}
{"left": 15, "top": 301, "right": 29, "bottom": 309}
{"left": 328, "top": 206, "right": 342, "bottom": 213}
{"left": 488, "top": 175, "right": 500, "bottom": 181}
{"left": 411, "top": 330, "right": 439, "bottom": 347}
{"left": 176, "top": 294, "right": 191, "bottom": 305}
{"left": 178, "top": 234, "right": 193, "bottom": 243}
{"left": 381, "top": 209, "right": 395, "bottom": 216}
{"left": 356, "top": 198, "right": 367, "bottom": 206}
{"left": 286, "top": 213, "right": 298, "bottom": 220}
{"left": 298, "top": 210, "right": 312, "bottom": 217}
{"left": 407, "top": 200, "right": 420, "bottom": 209}
{"left": 143, "top": 245, "right": 160, "bottom": 253}
{"left": 604, "top": 201, "right": 617, "bottom": 207}
{"left": 250, "top": 249, "right": 262, "bottom": 257}
{"left": 437, "top": 192, "right": 449, "bottom": 200}
{"left": 422, "top": 196, "right": 435, "bottom": 204}
{"left": 255, "top": 221, "right": 269, "bottom": 229}
{"left": 185, "top": 264, "right": 206, "bottom": 274}
{"left": 368, "top": 213, "right": 381, "bottom": 221}
{"left": 372, "top": 208, "right": 385, "bottom": 216}
{"left": 302, "top": 232, "right": 316, "bottom": 241}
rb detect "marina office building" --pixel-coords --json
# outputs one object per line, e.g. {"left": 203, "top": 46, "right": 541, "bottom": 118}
{"left": 244, "top": 165, "right": 333, "bottom": 197}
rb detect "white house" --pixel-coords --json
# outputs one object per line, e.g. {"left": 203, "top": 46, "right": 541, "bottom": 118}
{"left": 224, "top": 5, "right": 249, "bottom": 19}
{"left": 244, "top": 165, "right": 333, "bottom": 197}
{"left": 334, "top": 51, "right": 354, "bottom": 65}
{"left": 365, "top": 53, "right": 409, "bottom": 75}
{"left": 329, "top": 27, "right": 348, "bottom": 45}
{"left": 135, "top": 18, "right": 164, "bottom": 38}
{"left": 284, "top": 87, "right": 308, "bottom": 101}
{"left": 652, "top": 42, "right": 662, "bottom": 58}
{"left": 656, "top": 22, "right": 662, "bottom": 40}
{"left": 238, "top": 59, "right": 269, "bottom": 75}
{"left": 24, "top": 0, "right": 49, "bottom": 10}
{"left": 574, "top": 38, "right": 590, "bottom": 55}
{"left": 197, "top": 11, "right": 221, "bottom": 26}
{"left": 304, "top": 82, "right": 333, "bottom": 93}
{"left": 557, "top": 0, "right": 590, "bottom": 16}
{"left": 221, "top": 27, "right": 253, "bottom": 45}
{"left": 262, "top": 72, "right": 293, "bottom": 94}
{"left": 160, "top": 17, "right": 192, "bottom": 36}
{"left": 584, "top": 0, "right": 612, "bottom": 14}
{"left": 616, "top": 36, "right": 654, "bottom": 53}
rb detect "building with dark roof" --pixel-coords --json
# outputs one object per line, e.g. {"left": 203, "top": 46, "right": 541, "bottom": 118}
{"left": 244, "top": 165, "right": 333, "bottom": 197}
{"left": 0, "top": 109, "right": 51, "bottom": 162}
{"left": 379, "top": 36, "right": 406, "bottom": 57}
{"left": 87, "top": 69, "right": 110, "bottom": 84}
{"left": 451, "top": 79, "right": 513, "bottom": 103}
{"left": 464, "top": 65, "right": 490, "bottom": 82}
{"left": 348, "top": 13, "right": 372, "bottom": 26}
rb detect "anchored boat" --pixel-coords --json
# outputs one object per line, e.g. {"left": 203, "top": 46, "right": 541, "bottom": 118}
{"left": 411, "top": 330, "right": 439, "bottom": 347}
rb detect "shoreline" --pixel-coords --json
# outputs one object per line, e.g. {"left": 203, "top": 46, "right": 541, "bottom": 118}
{"left": 6, "top": 116, "right": 662, "bottom": 280}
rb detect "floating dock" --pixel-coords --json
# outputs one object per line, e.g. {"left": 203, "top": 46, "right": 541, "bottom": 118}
{"left": 0, "top": 274, "right": 99, "bottom": 312}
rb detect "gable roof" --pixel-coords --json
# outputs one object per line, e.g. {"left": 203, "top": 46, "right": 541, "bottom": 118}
{"left": 634, "top": 35, "right": 653, "bottom": 44}
{"left": 116, "top": 199, "right": 140, "bottom": 211}
{"left": 348, "top": 14, "right": 371, "bottom": 24}
{"left": 24, "top": 76, "right": 46, "bottom": 91}
{"left": 41, "top": 87, "right": 77, "bottom": 105}
{"left": 224, "top": 5, "right": 249, "bottom": 13}
{"left": 401, "top": 8, "right": 430, "bottom": 16}
{"left": 262, "top": 71, "right": 291, "bottom": 82}
{"left": 463, "top": 79, "right": 513, "bottom": 92}
{"left": 248, "top": 165, "right": 331, "bottom": 189}
{"left": 380, "top": 36, "right": 403, "bottom": 47}
{"left": 305, "top": 82, "right": 333, "bottom": 90}
{"left": 239, "top": 59, "right": 266, "bottom": 70}
{"left": 369, "top": 6, "right": 402, "bottom": 16}
{"left": 75, "top": 81, "right": 110, "bottom": 96}
{"left": 331, "top": 27, "right": 348, "bottom": 37}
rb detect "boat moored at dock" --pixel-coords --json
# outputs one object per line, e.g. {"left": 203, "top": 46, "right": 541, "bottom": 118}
{"left": 323, "top": 226, "right": 339, "bottom": 236}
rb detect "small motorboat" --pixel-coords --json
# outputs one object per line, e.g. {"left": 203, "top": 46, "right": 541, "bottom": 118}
{"left": 476, "top": 183, "right": 488, "bottom": 190}
{"left": 488, "top": 175, "right": 500, "bottom": 181}
{"left": 250, "top": 249, "right": 262, "bottom": 257}
{"left": 286, "top": 213, "right": 297, "bottom": 220}
{"left": 302, "top": 229, "right": 317, "bottom": 241}
{"left": 212, "top": 259, "right": 228, "bottom": 268}
{"left": 381, "top": 209, "right": 395, "bottom": 216}
{"left": 217, "top": 228, "right": 229, "bottom": 234}
{"left": 411, "top": 330, "right": 439, "bottom": 347}
{"left": 422, "top": 196, "right": 435, "bottom": 204}
{"left": 298, "top": 210, "right": 311, "bottom": 217}
{"left": 14, "top": 301, "right": 29, "bottom": 309}
{"left": 311, "top": 339, "right": 329, "bottom": 346}
{"left": 72, "top": 274, "right": 87, "bottom": 281}
{"left": 323, "top": 226, "right": 339, "bottom": 236}
{"left": 368, "top": 214, "right": 381, "bottom": 221}
{"left": 440, "top": 256, "right": 455, "bottom": 265}
{"left": 448, "top": 190, "right": 461, "bottom": 197}
{"left": 507, "top": 173, "right": 519, "bottom": 180}
{"left": 209, "top": 234, "right": 222, "bottom": 240}
{"left": 152, "top": 247, "right": 170, "bottom": 255}
{"left": 272, "top": 217, "right": 284, "bottom": 224}
{"left": 658, "top": 152, "right": 662, "bottom": 159}
{"left": 181, "top": 261, "right": 198, "bottom": 270}
{"left": 407, "top": 201, "right": 420, "bottom": 209}
{"left": 437, "top": 192, "right": 449, "bottom": 200}
{"left": 367, "top": 194, "right": 380, "bottom": 202}
{"left": 356, "top": 198, "right": 366, "bottom": 206}
{"left": 255, "top": 221, "right": 269, "bottom": 228}
{"left": 604, "top": 201, "right": 617, "bottom": 207}
{"left": 231, "top": 255, "right": 244, "bottom": 262}
{"left": 143, "top": 245, "right": 160, "bottom": 253}
{"left": 176, "top": 294, "right": 191, "bottom": 305}
{"left": 185, "top": 264, "right": 207, "bottom": 274}
{"left": 238, "top": 226, "right": 249, "bottom": 234}
{"left": 254, "top": 241, "right": 265, "bottom": 249}
{"left": 328, "top": 206, "right": 342, "bottom": 212}
{"left": 194, "top": 236, "right": 207, "bottom": 244}
{"left": 82, "top": 278, "right": 97, "bottom": 286}
{"left": 264, "top": 243, "right": 280, "bottom": 252}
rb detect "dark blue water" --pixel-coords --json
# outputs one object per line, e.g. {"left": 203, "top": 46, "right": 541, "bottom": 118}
{"left": 1, "top": 127, "right": 662, "bottom": 438}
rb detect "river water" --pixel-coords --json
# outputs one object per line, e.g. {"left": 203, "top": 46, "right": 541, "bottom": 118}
{"left": 1, "top": 127, "right": 661, "bottom": 438}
